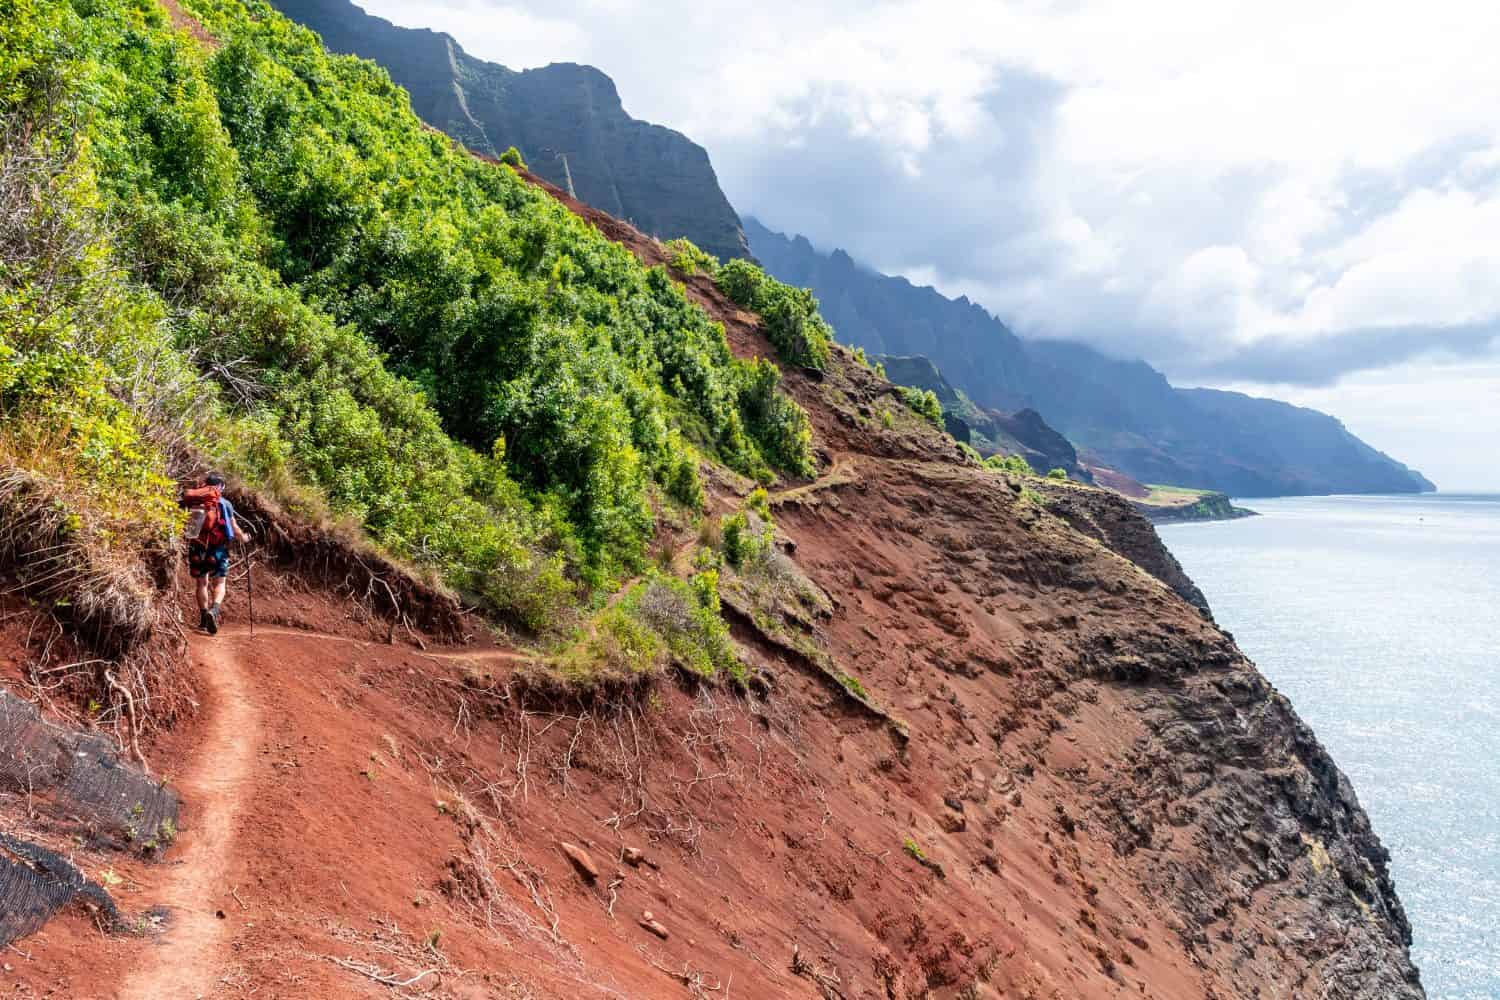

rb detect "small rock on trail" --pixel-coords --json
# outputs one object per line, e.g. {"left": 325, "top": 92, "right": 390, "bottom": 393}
{"left": 621, "top": 845, "right": 658, "bottom": 869}
{"left": 559, "top": 841, "right": 600, "bottom": 882}
{"left": 639, "top": 910, "right": 670, "bottom": 940}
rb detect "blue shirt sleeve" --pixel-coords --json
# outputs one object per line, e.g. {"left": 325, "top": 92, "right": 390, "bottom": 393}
{"left": 219, "top": 498, "right": 236, "bottom": 541}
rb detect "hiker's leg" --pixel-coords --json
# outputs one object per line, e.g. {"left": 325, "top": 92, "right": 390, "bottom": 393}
{"left": 196, "top": 576, "right": 211, "bottom": 610}
{"left": 210, "top": 544, "right": 230, "bottom": 609}
{"left": 204, "top": 548, "right": 229, "bottom": 634}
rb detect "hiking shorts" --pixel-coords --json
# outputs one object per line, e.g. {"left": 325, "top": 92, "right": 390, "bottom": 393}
{"left": 187, "top": 542, "right": 230, "bottom": 579}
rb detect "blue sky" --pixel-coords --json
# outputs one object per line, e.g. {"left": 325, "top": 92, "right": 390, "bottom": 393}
{"left": 364, "top": 0, "right": 1500, "bottom": 489}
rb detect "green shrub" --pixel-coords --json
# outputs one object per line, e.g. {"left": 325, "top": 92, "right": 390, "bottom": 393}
{"left": 720, "top": 507, "right": 776, "bottom": 569}
{"left": 715, "top": 258, "right": 766, "bottom": 308}
{"left": 0, "top": 0, "right": 818, "bottom": 629}
{"left": 736, "top": 357, "right": 815, "bottom": 478}
{"left": 554, "top": 600, "right": 664, "bottom": 682}
{"left": 899, "top": 387, "right": 943, "bottom": 427}
{"left": 721, "top": 511, "right": 752, "bottom": 568}
{"left": 553, "top": 569, "right": 740, "bottom": 683}
{"left": 636, "top": 572, "right": 742, "bottom": 682}
{"left": 664, "top": 237, "right": 717, "bottom": 277}
{"left": 662, "top": 440, "right": 704, "bottom": 510}
{"left": 880, "top": 409, "right": 895, "bottom": 430}
{"left": 0, "top": 121, "right": 184, "bottom": 554}
{"left": 985, "top": 453, "right": 1034, "bottom": 476}
{"left": 498, "top": 146, "right": 526, "bottom": 169}
{"left": 745, "top": 486, "right": 772, "bottom": 521}
{"left": 715, "top": 259, "right": 832, "bottom": 370}
{"left": 1046, "top": 467, "right": 1068, "bottom": 481}
{"left": 759, "top": 286, "right": 834, "bottom": 370}
{"left": 838, "top": 672, "right": 868, "bottom": 700}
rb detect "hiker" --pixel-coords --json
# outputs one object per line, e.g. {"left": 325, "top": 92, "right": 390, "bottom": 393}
{"left": 180, "top": 473, "right": 251, "bottom": 634}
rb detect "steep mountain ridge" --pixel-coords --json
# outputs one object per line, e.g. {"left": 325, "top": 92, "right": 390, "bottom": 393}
{"left": 1178, "top": 386, "right": 1437, "bottom": 495}
{"left": 747, "top": 217, "right": 1435, "bottom": 496}
{"left": 498, "top": 171, "right": 1425, "bottom": 997}
{"left": 268, "top": 0, "right": 752, "bottom": 261}
{"left": 1026, "top": 341, "right": 1436, "bottom": 496}
{"left": 263, "top": 0, "right": 1432, "bottom": 498}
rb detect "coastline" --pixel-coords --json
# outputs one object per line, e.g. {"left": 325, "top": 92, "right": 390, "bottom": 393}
{"left": 1132, "top": 489, "right": 1259, "bottom": 524}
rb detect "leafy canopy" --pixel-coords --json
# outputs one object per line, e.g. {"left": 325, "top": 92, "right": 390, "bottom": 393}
{"left": 0, "top": 0, "right": 820, "bottom": 627}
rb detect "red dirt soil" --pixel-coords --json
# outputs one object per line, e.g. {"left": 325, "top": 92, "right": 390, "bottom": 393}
{"left": 1085, "top": 466, "right": 1150, "bottom": 500}
{"left": 4, "top": 553, "right": 1216, "bottom": 999}
{"left": 159, "top": 0, "right": 218, "bottom": 49}
{"left": 0, "top": 167, "right": 1420, "bottom": 999}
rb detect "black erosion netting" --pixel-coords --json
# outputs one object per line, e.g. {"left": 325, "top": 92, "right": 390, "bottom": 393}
{"left": 0, "top": 833, "right": 120, "bottom": 946}
{"left": 0, "top": 688, "right": 179, "bottom": 944}
{"left": 0, "top": 689, "right": 180, "bottom": 844}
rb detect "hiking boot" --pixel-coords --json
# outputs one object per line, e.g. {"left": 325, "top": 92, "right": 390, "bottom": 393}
{"left": 199, "top": 608, "right": 212, "bottom": 632}
{"left": 206, "top": 604, "right": 220, "bottom": 635}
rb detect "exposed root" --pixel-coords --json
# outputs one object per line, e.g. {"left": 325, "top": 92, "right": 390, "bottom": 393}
{"left": 325, "top": 957, "right": 439, "bottom": 990}
{"left": 0, "top": 470, "right": 193, "bottom": 739}
{"left": 102, "top": 670, "right": 147, "bottom": 773}
{"left": 323, "top": 915, "right": 466, "bottom": 998}
{"left": 791, "top": 943, "right": 847, "bottom": 999}
{"left": 225, "top": 488, "right": 467, "bottom": 639}
{"left": 435, "top": 788, "right": 581, "bottom": 967}
{"left": 641, "top": 946, "right": 730, "bottom": 998}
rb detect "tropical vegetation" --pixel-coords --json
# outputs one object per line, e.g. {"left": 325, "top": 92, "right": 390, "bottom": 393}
{"left": 0, "top": 0, "right": 819, "bottom": 629}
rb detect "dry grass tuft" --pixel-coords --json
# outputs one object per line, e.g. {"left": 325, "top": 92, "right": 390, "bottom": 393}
{"left": 0, "top": 467, "right": 165, "bottom": 656}
{"left": 0, "top": 465, "right": 193, "bottom": 742}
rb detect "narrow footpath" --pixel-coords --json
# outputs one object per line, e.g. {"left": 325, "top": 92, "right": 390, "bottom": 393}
{"left": 119, "top": 629, "right": 261, "bottom": 1000}
{"left": 118, "top": 625, "right": 530, "bottom": 998}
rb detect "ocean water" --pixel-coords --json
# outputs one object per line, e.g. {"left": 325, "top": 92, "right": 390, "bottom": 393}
{"left": 1160, "top": 494, "right": 1500, "bottom": 1000}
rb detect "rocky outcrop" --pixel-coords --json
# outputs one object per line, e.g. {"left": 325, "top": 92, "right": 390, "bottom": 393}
{"left": 991, "top": 407, "right": 1085, "bottom": 478}
{"left": 747, "top": 217, "right": 1434, "bottom": 496}
{"left": 877, "top": 354, "right": 1091, "bottom": 481}
{"left": 1034, "top": 480, "right": 1214, "bottom": 615}
{"left": 1134, "top": 490, "right": 1258, "bottom": 524}
{"left": 269, "top": 0, "right": 751, "bottom": 261}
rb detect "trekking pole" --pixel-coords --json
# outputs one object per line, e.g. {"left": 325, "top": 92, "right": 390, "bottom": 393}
{"left": 247, "top": 543, "right": 256, "bottom": 637}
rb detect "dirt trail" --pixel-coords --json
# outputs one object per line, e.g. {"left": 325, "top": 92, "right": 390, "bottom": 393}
{"left": 119, "top": 622, "right": 535, "bottom": 1000}
{"left": 230, "top": 624, "right": 533, "bottom": 665}
{"left": 119, "top": 630, "right": 261, "bottom": 1000}
{"left": 769, "top": 451, "right": 858, "bottom": 507}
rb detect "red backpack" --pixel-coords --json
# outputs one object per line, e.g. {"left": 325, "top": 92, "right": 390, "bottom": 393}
{"left": 184, "top": 487, "right": 231, "bottom": 546}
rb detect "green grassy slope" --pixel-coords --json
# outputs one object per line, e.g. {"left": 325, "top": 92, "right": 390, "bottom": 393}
{"left": 1, "top": 0, "right": 826, "bottom": 631}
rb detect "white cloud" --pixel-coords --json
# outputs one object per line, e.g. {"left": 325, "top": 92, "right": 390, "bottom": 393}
{"left": 1145, "top": 246, "right": 1262, "bottom": 340}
